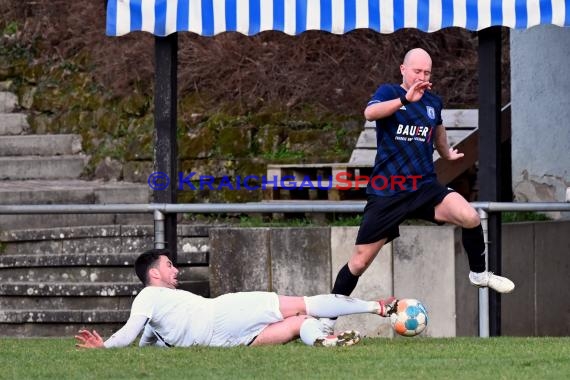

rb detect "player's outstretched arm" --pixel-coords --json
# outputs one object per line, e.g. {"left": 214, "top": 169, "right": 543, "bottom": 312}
{"left": 75, "top": 314, "right": 147, "bottom": 349}
{"left": 434, "top": 124, "right": 464, "bottom": 160}
{"left": 364, "top": 97, "right": 406, "bottom": 121}
{"left": 364, "top": 81, "right": 432, "bottom": 121}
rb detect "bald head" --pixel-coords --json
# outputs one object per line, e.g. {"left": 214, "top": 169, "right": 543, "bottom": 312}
{"left": 400, "top": 48, "right": 433, "bottom": 90}
{"left": 403, "top": 48, "right": 432, "bottom": 66}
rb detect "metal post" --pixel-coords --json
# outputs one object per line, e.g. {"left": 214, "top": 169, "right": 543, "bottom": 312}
{"left": 478, "top": 26, "right": 502, "bottom": 336}
{"left": 478, "top": 208, "right": 490, "bottom": 338}
{"left": 154, "top": 210, "right": 166, "bottom": 249}
{"left": 154, "top": 33, "right": 178, "bottom": 263}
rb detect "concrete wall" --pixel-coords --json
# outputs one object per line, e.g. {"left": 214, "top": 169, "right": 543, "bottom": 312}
{"left": 511, "top": 25, "right": 570, "bottom": 219}
{"left": 393, "top": 226, "right": 478, "bottom": 337}
{"left": 210, "top": 223, "right": 570, "bottom": 337}
{"left": 209, "top": 228, "right": 331, "bottom": 296}
{"left": 332, "top": 226, "right": 477, "bottom": 338}
{"left": 502, "top": 221, "right": 570, "bottom": 336}
{"left": 210, "top": 225, "right": 476, "bottom": 338}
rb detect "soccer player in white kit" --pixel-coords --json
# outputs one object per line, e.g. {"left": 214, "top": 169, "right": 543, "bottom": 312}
{"left": 75, "top": 249, "right": 397, "bottom": 348}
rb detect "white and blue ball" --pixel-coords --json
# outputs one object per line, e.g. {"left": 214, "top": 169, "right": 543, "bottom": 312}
{"left": 390, "top": 298, "right": 428, "bottom": 337}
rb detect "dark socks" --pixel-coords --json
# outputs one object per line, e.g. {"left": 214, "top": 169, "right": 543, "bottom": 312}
{"left": 331, "top": 263, "right": 360, "bottom": 296}
{"left": 462, "top": 224, "right": 486, "bottom": 273}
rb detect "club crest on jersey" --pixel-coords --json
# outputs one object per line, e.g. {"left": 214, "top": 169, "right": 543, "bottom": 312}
{"left": 426, "top": 106, "right": 435, "bottom": 119}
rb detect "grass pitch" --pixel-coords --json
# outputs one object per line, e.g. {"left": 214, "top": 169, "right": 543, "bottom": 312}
{"left": 1, "top": 337, "right": 568, "bottom": 380}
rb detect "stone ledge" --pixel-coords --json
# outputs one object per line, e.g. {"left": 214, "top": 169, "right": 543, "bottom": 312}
{"left": 0, "top": 224, "right": 217, "bottom": 242}
{"left": 0, "top": 309, "right": 130, "bottom": 323}
{"left": 0, "top": 323, "right": 123, "bottom": 337}
{"left": 0, "top": 282, "right": 142, "bottom": 297}
{"left": 0, "top": 251, "right": 209, "bottom": 267}
{"left": 0, "top": 280, "right": 208, "bottom": 297}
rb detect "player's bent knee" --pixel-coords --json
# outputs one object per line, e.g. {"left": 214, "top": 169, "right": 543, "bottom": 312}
{"left": 349, "top": 243, "right": 382, "bottom": 275}
{"left": 463, "top": 210, "right": 480, "bottom": 228}
{"left": 349, "top": 255, "right": 373, "bottom": 275}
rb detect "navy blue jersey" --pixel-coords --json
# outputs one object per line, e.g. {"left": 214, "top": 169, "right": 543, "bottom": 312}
{"left": 366, "top": 84, "right": 443, "bottom": 196}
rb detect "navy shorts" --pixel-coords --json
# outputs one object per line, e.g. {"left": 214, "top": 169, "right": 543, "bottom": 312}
{"left": 355, "top": 181, "right": 455, "bottom": 245}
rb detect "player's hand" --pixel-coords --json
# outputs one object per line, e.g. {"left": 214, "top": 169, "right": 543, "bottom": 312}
{"left": 446, "top": 147, "right": 464, "bottom": 160}
{"left": 75, "top": 329, "right": 105, "bottom": 349}
{"left": 405, "top": 80, "right": 432, "bottom": 103}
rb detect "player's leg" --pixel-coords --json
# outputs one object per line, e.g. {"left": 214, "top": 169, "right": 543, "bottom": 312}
{"left": 433, "top": 191, "right": 480, "bottom": 227}
{"left": 319, "top": 247, "right": 396, "bottom": 334}
{"left": 249, "top": 315, "right": 306, "bottom": 346}
{"left": 332, "top": 195, "right": 404, "bottom": 296}
{"left": 331, "top": 240, "right": 385, "bottom": 297}
{"left": 277, "top": 294, "right": 397, "bottom": 319}
{"left": 434, "top": 191, "right": 515, "bottom": 293}
{"left": 348, "top": 240, "right": 387, "bottom": 276}
{"left": 325, "top": 197, "right": 402, "bottom": 333}
{"left": 250, "top": 316, "right": 361, "bottom": 347}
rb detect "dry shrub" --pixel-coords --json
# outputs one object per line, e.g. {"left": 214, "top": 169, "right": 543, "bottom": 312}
{"left": 1, "top": 0, "right": 508, "bottom": 117}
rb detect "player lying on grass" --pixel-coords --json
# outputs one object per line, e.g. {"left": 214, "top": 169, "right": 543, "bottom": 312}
{"left": 75, "top": 249, "right": 397, "bottom": 349}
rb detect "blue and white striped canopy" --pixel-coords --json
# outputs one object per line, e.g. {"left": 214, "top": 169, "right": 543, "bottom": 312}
{"left": 106, "top": 0, "right": 570, "bottom": 36}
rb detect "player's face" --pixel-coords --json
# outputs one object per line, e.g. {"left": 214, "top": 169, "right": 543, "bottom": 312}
{"left": 400, "top": 54, "right": 432, "bottom": 90}
{"left": 155, "top": 255, "right": 179, "bottom": 289}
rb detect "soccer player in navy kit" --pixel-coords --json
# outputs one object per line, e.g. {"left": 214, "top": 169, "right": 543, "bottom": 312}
{"left": 326, "top": 48, "right": 514, "bottom": 331}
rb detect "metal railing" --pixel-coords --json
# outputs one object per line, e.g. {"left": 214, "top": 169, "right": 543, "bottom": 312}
{"left": 2, "top": 201, "right": 569, "bottom": 215}
{"left": 1, "top": 201, "right": 569, "bottom": 338}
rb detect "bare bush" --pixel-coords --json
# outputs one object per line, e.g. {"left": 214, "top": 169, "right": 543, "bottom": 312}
{"left": 1, "top": 0, "right": 509, "bottom": 116}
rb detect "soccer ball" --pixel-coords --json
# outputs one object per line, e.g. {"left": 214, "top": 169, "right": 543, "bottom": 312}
{"left": 390, "top": 298, "right": 428, "bottom": 337}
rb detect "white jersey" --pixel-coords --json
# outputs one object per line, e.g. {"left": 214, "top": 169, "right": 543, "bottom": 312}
{"left": 103, "top": 288, "right": 282, "bottom": 348}
{"left": 130, "top": 286, "right": 215, "bottom": 346}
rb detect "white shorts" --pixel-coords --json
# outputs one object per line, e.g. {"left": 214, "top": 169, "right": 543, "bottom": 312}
{"left": 209, "top": 291, "right": 283, "bottom": 347}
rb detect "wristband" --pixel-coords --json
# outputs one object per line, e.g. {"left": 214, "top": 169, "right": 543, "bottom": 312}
{"left": 399, "top": 95, "right": 410, "bottom": 105}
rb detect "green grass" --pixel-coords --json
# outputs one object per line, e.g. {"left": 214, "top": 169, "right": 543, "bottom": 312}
{"left": 1, "top": 337, "right": 568, "bottom": 380}
{"left": 502, "top": 211, "right": 551, "bottom": 223}
{"left": 238, "top": 215, "right": 313, "bottom": 227}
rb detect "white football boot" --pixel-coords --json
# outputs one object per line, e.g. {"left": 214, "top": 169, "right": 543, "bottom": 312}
{"left": 469, "top": 271, "right": 515, "bottom": 293}
{"left": 313, "top": 330, "right": 361, "bottom": 347}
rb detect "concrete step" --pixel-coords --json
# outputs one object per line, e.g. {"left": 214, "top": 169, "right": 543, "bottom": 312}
{"left": 0, "top": 113, "right": 29, "bottom": 135}
{"left": 0, "top": 224, "right": 212, "bottom": 241}
{"left": 0, "top": 267, "right": 139, "bottom": 283}
{"left": 0, "top": 280, "right": 208, "bottom": 297}
{"left": 0, "top": 181, "right": 152, "bottom": 229}
{"left": 0, "top": 134, "right": 82, "bottom": 156}
{"left": 0, "top": 295, "right": 133, "bottom": 310}
{"left": 0, "top": 214, "right": 152, "bottom": 231}
{"left": 0, "top": 281, "right": 143, "bottom": 297}
{"left": 0, "top": 179, "right": 150, "bottom": 205}
{"left": 0, "top": 278, "right": 209, "bottom": 336}
{"left": 0, "top": 266, "right": 208, "bottom": 285}
{"left": 0, "top": 92, "right": 18, "bottom": 112}
{"left": 0, "top": 224, "right": 210, "bottom": 246}
{"left": 1, "top": 230, "right": 209, "bottom": 256}
{"left": 0, "top": 322, "right": 125, "bottom": 337}
{"left": 0, "top": 219, "right": 213, "bottom": 337}
{"left": 0, "top": 155, "right": 87, "bottom": 180}
{"left": 0, "top": 251, "right": 208, "bottom": 268}
{"left": 0, "top": 309, "right": 130, "bottom": 324}
{"left": 0, "top": 278, "right": 210, "bottom": 336}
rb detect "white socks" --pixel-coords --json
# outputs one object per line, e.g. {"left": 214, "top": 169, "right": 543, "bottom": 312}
{"left": 299, "top": 318, "right": 329, "bottom": 346}
{"left": 299, "top": 294, "right": 381, "bottom": 343}
{"left": 303, "top": 294, "right": 379, "bottom": 318}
